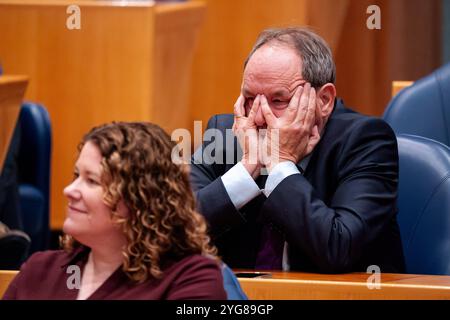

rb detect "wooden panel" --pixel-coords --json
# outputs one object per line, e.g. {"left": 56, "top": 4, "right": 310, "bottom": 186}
{"left": 236, "top": 270, "right": 450, "bottom": 300}
{"left": 333, "top": 0, "right": 383, "bottom": 116}
{"left": 0, "top": 75, "right": 28, "bottom": 170}
{"left": 334, "top": 0, "right": 441, "bottom": 116}
{"left": 0, "top": 270, "right": 18, "bottom": 298}
{"left": 307, "top": 0, "right": 350, "bottom": 52}
{"left": 153, "top": 2, "right": 206, "bottom": 133}
{"left": 386, "top": 0, "right": 442, "bottom": 83}
{"left": 392, "top": 81, "right": 414, "bottom": 97}
{"left": 0, "top": 0, "right": 205, "bottom": 229}
{"left": 3, "top": 268, "right": 450, "bottom": 299}
{"left": 235, "top": 269, "right": 421, "bottom": 282}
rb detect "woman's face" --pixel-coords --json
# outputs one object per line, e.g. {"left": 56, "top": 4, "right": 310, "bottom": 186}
{"left": 62, "top": 141, "right": 128, "bottom": 247}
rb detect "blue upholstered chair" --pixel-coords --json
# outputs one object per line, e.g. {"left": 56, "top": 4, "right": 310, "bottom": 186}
{"left": 383, "top": 62, "right": 450, "bottom": 146}
{"left": 17, "top": 102, "right": 51, "bottom": 253}
{"left": 396, "top": 134, "right": 450, "bottom": 275}
{"left": 221, "top": 263, "right": 248, "bottom": 300}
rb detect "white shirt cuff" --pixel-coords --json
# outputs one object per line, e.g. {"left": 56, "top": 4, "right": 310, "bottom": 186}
{"left": 221, "top": 162, "right": 261, "bottom": 210}
{"left": 263, "top": 161, "right": 301, "bottom": 197}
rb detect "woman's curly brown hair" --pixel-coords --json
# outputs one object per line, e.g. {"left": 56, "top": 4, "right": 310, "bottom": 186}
{"left": 61, "top": 122, "right": 217, "bottom": 282}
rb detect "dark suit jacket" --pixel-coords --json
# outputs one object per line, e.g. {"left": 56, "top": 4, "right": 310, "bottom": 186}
{"left": 190, "top": 99, "right": 405, "bottom": 273}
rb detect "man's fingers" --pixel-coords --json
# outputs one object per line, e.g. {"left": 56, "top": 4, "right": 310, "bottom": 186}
{"left": 295, "top": 83, "right": 311, "bottom": 123}
{"left": 287, "top": 86, "right": 303, "bottom": 111}
{"left": 303, "top": 87, "right": 316, "bottom": 128}
{"left": 247, "top": 95, "right": 260, "bottom": 123}
{"left": 234, "top": 94, "right": 245, "bottom": 117}
{"left": 282, "top": 85, "right": 303, "bottom": 122}
{"left": 260, "top": 95, "right": 276, "bottom": 127}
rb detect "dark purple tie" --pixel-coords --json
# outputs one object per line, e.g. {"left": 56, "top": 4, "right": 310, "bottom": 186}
{"left": 253, "top": 174, "right": 285, "bottom": 270}
{"left": 255, "top": 224, "right": 285, "bottom": 270}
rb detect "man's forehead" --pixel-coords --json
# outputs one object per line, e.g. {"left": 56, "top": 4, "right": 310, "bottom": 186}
{"left": 242, "top": 68, "right": 303, "bottom": 97}
{"left": 242, "top": 86, "right": 292, "bottom": 97}
{"left": 245, "top": 43, "right": 301, "bottom": 70}
{"left": 242, "top": 45, "right": 302, "bottom": 95}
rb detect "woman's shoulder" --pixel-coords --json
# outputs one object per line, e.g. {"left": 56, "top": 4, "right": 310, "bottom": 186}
{"left": 2, "top": 248, "right": 86, "bottom": 300}
{"left": 22, "top": 247, "right": 86, "bottom": 272}
{"left": 169, "top": 254, "right": 221, "bottom": 272}
{"left": 26, "top": 249, "right": 66, "bottom": 262}
{"left": 162, "top": 254, "right": 226, "bottom": 300}
{"left": 164, "top": 254, "right": 224, "bottom": 287}
{"left": 25, "top": 249, "right": 73, "bottom": 265}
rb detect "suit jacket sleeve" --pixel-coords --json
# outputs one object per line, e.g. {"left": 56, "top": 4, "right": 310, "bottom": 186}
{"left": 262, "top": 117, "right": 399, "bottom": 273}
{"left": 190, "top": 115, "right": 247, "bottom": 238}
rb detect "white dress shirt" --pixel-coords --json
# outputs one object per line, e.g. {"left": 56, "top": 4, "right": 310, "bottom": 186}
{"left": 221, "top": 156, "right": 311, "bottom": 270}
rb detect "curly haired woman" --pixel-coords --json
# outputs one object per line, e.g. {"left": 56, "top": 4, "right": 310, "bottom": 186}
{"left": 3, "top": 122, "right": 226, "bottom": 300}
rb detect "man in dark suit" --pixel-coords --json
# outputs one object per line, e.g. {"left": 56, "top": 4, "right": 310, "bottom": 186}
{"left": 190, "top": 27, "right": 405, "bottom": 273}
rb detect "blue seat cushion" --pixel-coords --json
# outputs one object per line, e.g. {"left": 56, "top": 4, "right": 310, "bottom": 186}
{"left": 397, "top": 135, "right": 450, "bottom": 275}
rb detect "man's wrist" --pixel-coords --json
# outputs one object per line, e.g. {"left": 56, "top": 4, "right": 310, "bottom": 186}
{"left": 264, "top": 161, "right": 301, "bottom": 197}
{"left": 267, "top": 158, "right": 296, "bottom": 173}
{"left": 240, "top": 159, "right": 260, "bottom": 179}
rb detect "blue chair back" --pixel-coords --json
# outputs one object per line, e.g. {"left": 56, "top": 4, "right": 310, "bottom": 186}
{"left": 397, "top": 134, "right": 450, "bottom": 275}
{"left": 221, "top": 263, "right": 248, "bottom": 300}
{"left": 383, "top": 63, "right": 450, "bottom": 146}
{"left": 17, "top": 102, "right": 51, "bottom": 253}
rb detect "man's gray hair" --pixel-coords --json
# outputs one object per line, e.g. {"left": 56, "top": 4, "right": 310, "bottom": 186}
{"left": 244, "top": 27, "right": 336, "bottom": 88}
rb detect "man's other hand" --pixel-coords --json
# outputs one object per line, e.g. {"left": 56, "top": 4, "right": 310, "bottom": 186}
{"left": 260, "top": 83, "right": 321, "bottom": 172}
{"left": 232, "top": 94, "right": 262, "bottom": 179}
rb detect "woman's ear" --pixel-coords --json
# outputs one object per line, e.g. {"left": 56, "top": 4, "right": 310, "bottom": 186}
{"left": 316, "top": 83, "right": 336, "bottom": 119}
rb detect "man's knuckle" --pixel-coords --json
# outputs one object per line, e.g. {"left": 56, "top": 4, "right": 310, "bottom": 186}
{"left": 290, "top": 122, "right": 301, "bottom": 131}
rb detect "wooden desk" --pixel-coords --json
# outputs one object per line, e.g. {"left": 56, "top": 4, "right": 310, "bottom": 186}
{"left": 236, "top": 270, "right": 450, "bottom": 300}
{"left": 0, "top": 270, "right": 17, "bottom": 297}
{"left": 392, "top": 81, "right": 414, "bottom": 97}
{"left": 3, "top": 269, "right": 450, "bottom": 299}
{"left": 0, "top": 75, "right": 28, "bottom": 171}
{"left": 0, "top": 0, "right": 205, "bottom": 229}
